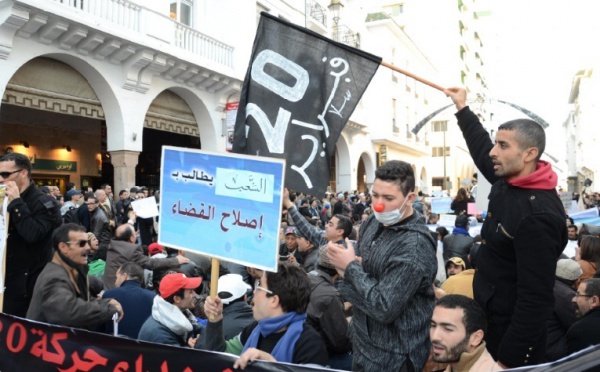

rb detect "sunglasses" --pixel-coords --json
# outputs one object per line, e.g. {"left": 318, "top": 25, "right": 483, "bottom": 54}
{"left": 0, "top": 169, "right": 22, "bottom": 178}
{"left": 65, "top": 240, "right": 88, "bottom": 248}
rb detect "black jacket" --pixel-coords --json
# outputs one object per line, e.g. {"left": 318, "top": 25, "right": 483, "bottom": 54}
{"left": 442, "top": 232, "right": 474, "bottom": 267}
{"left": 546, "top": 280, "right": 577, "bottom": 361}
{"left": 566, "top": 307, "right": 600, "bottom": 354}
{"left": 306, "top": 270, "right": 351, "bottom": 354}
{"left": 5, "top": 182, "right": 61, "bottom": 316}
{"left": 457, "top": 107, "right": 567, "bottom": 367}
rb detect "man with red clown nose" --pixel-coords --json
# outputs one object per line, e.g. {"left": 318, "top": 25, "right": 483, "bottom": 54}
{"left": 327, "top": 160, "right": 437, "bottom": 372}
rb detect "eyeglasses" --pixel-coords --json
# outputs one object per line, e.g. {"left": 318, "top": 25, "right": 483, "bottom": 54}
{"left": 65, "top": 240, "right": 89, "bottom": 248}
{"left": 254, "top": 279, "right": 274, "bottom": 296}
{"left": 574, "top": 293, "right": 593, "bottom": 298}
{"left": 0, "top": 169, "right": 22, "bottom": 178}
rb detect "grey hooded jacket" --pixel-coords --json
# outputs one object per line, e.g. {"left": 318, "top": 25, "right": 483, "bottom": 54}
{"left": 340, "top": 211, "right": 437, "bottom": 370}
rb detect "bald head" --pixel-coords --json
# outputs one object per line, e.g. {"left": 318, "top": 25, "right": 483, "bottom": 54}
{"left": 115, "top": 223, "right": 136, "bottom": 243}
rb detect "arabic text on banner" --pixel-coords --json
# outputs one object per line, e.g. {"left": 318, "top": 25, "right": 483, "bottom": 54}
{"left": 232, "top": 12, "right": 381, "bottom": 196}
{"left": 159, "top": 146, "right": 284, "bottom": 272}
{"left": 0, "top": 312, "right": 334, "bottom": 372}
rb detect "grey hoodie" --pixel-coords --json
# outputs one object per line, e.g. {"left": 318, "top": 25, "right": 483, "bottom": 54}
{"left": 340, "top": 211, "right": 437, "bottom": 370}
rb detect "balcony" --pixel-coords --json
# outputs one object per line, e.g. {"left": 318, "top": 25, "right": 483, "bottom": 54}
{"left": 0, "top": 0, "right": 238, "bottom": 93}
{"left": 306, "top": 0, "right": 327, "bottom": 34}
{"left": 331, "top": 24, "right": 358, "bottom": 47}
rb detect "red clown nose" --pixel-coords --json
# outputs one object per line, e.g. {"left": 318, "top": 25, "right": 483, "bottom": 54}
{"left": 373, "top": 203, "right": 385, "bottom": 213}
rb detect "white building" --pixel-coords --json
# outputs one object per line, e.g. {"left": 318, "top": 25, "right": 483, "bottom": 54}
{"left": 0, "top": 0, "right": 485, "bottom": 196}
{"left": 566, "top": 67, "right": 599, "bottom": 194}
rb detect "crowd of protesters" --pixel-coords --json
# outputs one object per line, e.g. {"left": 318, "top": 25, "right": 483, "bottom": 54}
{"left": 2, "top": 87, "right": 600, "bottom": 371}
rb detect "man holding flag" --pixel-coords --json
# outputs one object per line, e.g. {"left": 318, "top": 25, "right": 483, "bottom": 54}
{"left": 445, "top": 87, "right": 567, "bottom": 368}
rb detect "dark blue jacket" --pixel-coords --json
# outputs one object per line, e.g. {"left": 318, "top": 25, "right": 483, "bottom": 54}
{"left": 102, "top": 280, "right": 155, "bottom": 338}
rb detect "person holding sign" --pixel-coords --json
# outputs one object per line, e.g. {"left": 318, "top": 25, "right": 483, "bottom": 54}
{"left": 445, "top": 87, "right": 567, "bottom": 368}
{"left": 201, "top": 263, "right": 328, "bottom": 369}
{"left": 326, "top": 160, "right": 438, "bottom": 371}
{"left": 0, "top": 152, "right": 62, "bottom": 317}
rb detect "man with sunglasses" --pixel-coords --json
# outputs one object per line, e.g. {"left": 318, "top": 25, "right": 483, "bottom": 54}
{"left": 26, "top": 223, "right": 123, "bottom": 329}
{"left": 0, "top": 152, "right": 61, "bottom": 317}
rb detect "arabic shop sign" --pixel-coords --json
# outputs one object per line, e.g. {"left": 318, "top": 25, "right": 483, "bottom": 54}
{"left": 33, "top": 159, "right": 77, "bottom": 172}
{"left": 159, "top": 146, "right": 285, "bottom": 272}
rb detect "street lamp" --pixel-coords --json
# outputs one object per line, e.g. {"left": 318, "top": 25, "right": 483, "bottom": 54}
{"left": 328, "top": 0, "right": 344, "bottom": 25}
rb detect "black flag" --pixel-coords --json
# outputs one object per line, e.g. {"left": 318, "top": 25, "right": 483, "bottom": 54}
{"left": 233, "top": 12, "right": 381, "bottom": 196}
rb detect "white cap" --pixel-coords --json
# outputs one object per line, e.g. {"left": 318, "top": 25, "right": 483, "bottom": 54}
{"left": 218, "top": 274, "right": 251, "bottom": 305}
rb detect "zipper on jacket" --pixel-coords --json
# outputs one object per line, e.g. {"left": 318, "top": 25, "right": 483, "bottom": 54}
{"left": 496, "top": 223, "right": 514, "bottom": 240}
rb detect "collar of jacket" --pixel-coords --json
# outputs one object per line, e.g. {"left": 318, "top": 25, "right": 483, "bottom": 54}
{"left": 449, "top": 341, "right": 487, "bottom": 372}
{"left": 51, "top": 251, "right": 86, "bottom": 297}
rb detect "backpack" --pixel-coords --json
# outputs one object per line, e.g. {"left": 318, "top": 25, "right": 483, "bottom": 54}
{"left": 63, "top": 206, "right": 80, "bottom": 224}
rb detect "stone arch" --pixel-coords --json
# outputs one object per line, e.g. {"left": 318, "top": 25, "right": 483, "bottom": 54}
{"left": 420, "top": 166, "right": 428, "bottom": 194}
{"left": 358, "top": 152, "right": 376, "bottom": 192}
{"left": 335, "top": 133, "right": 352, "bottom": 192}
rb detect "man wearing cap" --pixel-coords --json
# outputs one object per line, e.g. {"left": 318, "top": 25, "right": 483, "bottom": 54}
{"left": 279, "top": 226, "right": 300, "bottom": 263}
{"left": 198, "top": 274, "right": 254, "bottom": 342}
{"left": 103, "top": 223, "right": 189, "bottom": 290}
{"left": 202, "top": 263, "right": 328, "bottom": 368}
{"left": 102, "top": 262, "right": 155, "bottom": 338}
{"left": 61, "top": 189, "right": 82, "bottom": 216}
{"left": 306, "top": 246, "right": 351, "bottom": 368}
{"left": 546, "top": 259, "right": 580, "bottom": 360}
{"left": 442, "top": 214, "right": 473, "bottom": 267}
{"left": 442, "top": 256, "right": 475, "bottom": 298}
{"left": 333, "top": 193, "right": 351, "bottom": 216}
{"left": 446, "top": 88, "right": 567, "bottom": 367}
{"left": 295, "top": 229, "right": 319, "bottom": 273}
{"left": 138, "top": 273, "right": 203, "bottom": 347}
{"left": 445, "top": 257, "right": 466, "bottom": 278}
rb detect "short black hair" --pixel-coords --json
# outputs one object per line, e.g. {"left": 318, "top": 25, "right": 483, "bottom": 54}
{"left": 375, "top": 160, "right": 415, "bottom": 196}
{"left": 163, "top": 288, "right": 186, "bottom": 305}
{"left": 0, "top": 152, "right": 32, "bottom": 177}
{"left": 266, "top": 263, "right": 311, "bottom": 313}
{"left": 568, "top": 224, "right": 578, "bottom": 232}
{"left": 52, "top": 223, "right": 86, "bottom": 250}
{"left": 119, "top": 262, "right": 144, "bottom": 284}
{"left": 119, "top": 189, "right": 128, "bottom": 196}
{"left": 436, "top": 226, "right": 449, "bottom": 239}
{"left": 333, "top": 214, "right": 353, "bottom": 239}
{"left": 84, "top": 192, "right": 96, "bottom": 202}
{"left": 436, "top": 294, "right": 487, "bottom": 337}
{"left": 498, "top": 119, "right": 545, "bottom": 161}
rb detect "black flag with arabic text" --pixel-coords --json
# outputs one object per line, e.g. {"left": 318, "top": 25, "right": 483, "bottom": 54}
{"left": 232, "top": 12, "right": 381, "bottom": 196}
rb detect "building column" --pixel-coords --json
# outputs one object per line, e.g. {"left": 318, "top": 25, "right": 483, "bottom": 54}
{"left": 110, "top": 150, "right": 139, "bottom": 194}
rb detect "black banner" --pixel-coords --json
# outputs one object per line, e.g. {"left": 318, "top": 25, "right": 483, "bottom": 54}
{"left": 0, "top": 312, "right": 333, "bottom": 371}
{"left": 233, "top": 12, "right": 381, "bottom": 196}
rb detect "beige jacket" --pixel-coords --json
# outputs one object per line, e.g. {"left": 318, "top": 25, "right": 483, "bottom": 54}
{"left": 444, "top": 342, "right": 503, "bottom": 372}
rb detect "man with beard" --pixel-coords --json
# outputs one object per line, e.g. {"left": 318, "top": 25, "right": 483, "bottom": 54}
{"left": 430, "top": 295, "right": 502, "bottom": 371}
{"left": 446, "top": 87, "right": 567, "bottom": 367}
{"left": 566, "top": 278, "right": 600, "bottom": 354}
